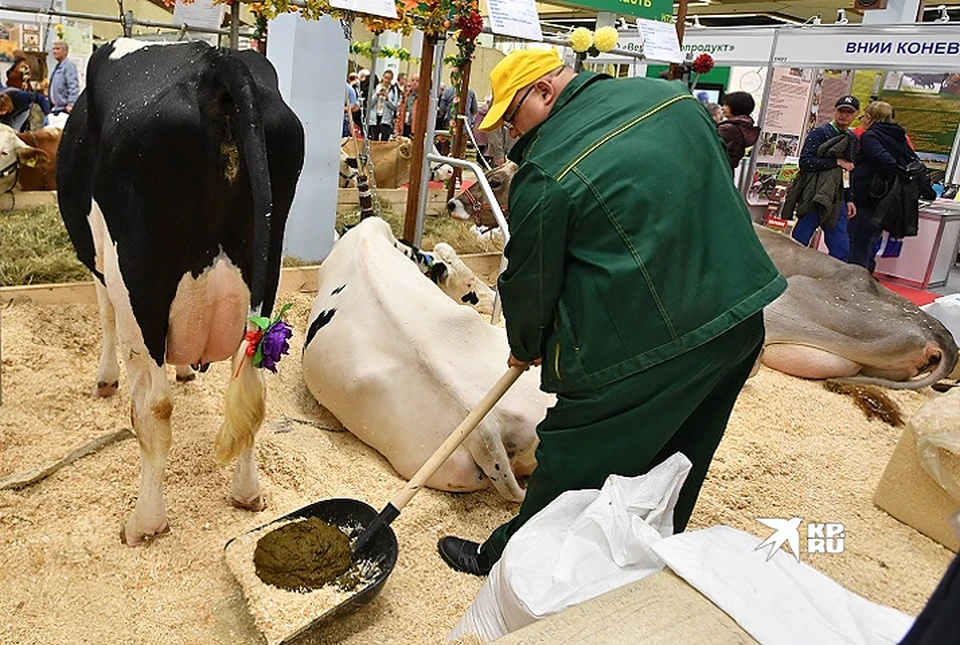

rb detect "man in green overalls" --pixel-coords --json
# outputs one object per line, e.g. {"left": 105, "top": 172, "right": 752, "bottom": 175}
{"left": 437, "top": 49, "right": 786, "bottom": 576}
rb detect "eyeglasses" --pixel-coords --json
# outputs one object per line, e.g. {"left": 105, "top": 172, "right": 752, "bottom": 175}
{"left": 502, "top": 85, "right": 536, "bottom": 130}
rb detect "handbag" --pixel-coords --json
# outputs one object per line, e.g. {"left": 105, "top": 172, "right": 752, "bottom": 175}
{"left": 901, "top": 158, "right": 937, "bottom": 200}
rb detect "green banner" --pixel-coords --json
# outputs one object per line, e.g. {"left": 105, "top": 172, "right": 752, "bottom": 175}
{"left": 561, "top": 0, "right": 673, "bottom": 21}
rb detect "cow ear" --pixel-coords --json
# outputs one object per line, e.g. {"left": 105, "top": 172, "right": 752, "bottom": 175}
{"left": 16, "top": 146, "right": 45, "bottom": 168}
{"left": 429, "top": 262, "right": 448, "bottom": 284}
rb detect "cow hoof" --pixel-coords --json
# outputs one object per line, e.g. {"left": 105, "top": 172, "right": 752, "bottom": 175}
{"left": 231, "top": 495, "right": 265, "bottom": 512}
{"left": 120, "top": 522, "right": 170, "bottom": 546}
{"left": 94, "top": 380, "right": 120, "bottom": 398}
{"left": 175, "top": 372, "right": 196, "bottom": 383}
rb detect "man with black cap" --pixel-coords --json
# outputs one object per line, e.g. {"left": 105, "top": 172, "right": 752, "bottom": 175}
{"left": 436, "top": 48, "right": 786, "bottom": 576}
{"left": 787, "top": 95, "right": 860, "bottom": 259}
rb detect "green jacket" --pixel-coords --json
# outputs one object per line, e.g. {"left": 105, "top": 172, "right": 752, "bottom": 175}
{"left": 499, "top": 72, "right": 786, "bottom": 394}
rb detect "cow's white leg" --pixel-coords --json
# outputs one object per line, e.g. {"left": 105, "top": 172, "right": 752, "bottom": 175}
{"left": 174, "top": 365, "right": 195, "bottom": 382}
{"left": 123, "top": 351, "right": 173, "bottom": 546}
{"left": 465, "top": 429, "right": 526, "bottom": 502}
{"left": 93, "top": 281, "right": 121, "bottom": 397}
{"left": 215, "top": 349, "right": 265, "bottom": 511}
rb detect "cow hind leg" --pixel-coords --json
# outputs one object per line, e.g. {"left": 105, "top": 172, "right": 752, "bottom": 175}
{"left": 93, "top": 281, "right": 121, "bottom": 397}
{"left": 465, "top": 429, "right": 526, "bottom": 503}
{"left": 174, "top": 365, "right": 196, "bottom": 382}
{"left": 123, "top": 353, "right": 174, "bottom": 546}
{"left": 215, "top": 349, "right": 265, "bottom": 511}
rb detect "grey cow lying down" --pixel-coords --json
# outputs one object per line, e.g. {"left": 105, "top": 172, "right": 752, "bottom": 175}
{"left": 302, "top": 217, "right": 553, "bottom": 500}
{"left": 755, "top": 226, "right": 957, "bottom": 389}
{"left": 448, "top": 169, "right": 958, "bottom": 389}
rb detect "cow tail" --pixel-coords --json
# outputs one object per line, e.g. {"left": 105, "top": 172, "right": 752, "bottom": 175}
{"left": 213, "top": 52, "right": 272, "bottom": 464}
{"left": 215, "top": 351, "right": 265, "bottom": 464}
{"left": 834, "top": 350, "right": 956, "bottom": 391}
{"left": 219, "top": 51, "right": 275, "bottom": 319}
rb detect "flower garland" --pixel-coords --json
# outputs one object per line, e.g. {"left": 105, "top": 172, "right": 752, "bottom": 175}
{"left": 441, "top": 0, "right": 482, "bottom": 135}
{"left": 251, "top": 3, "right": 269, "bottom": 45}
{"left": 350, "top": 41, "right": 415, "bottom": 62}
{"left": 236, "top": 303, "right": 294, "bottom": 377}
{"left": 568, "top": 26, "right": 619, "bottom": 59}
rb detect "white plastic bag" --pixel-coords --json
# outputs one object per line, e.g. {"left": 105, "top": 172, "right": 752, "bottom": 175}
{"left": 449, "top": 453, "right": 692, "bottom": 642}
{"left": 653, "top": 526, "right": 914, "bottom": 645}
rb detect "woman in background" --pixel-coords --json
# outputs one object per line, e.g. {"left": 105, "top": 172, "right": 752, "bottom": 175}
{"left": 848, "top": 101, "right": 911, "bottom": 272}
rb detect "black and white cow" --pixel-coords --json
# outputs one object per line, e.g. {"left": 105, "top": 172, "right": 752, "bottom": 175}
{"left": 57, "top": 38, "right": 304, "bottom": 545}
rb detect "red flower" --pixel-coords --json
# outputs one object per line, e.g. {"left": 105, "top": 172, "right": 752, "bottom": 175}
{"left": 692, "top": 53, "right": 714, "bottom": 75}
{"left": 457, "top": 11, "right": 484, "bottom": 42}
{"left": 244, "top": 330, "right": 263, "bottom": 356}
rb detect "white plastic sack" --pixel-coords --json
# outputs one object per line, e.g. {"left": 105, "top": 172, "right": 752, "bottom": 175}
{"left": 449, "top": 452, "right": 692, "bottom": 642}
{"left": 653, "top": 526, "right": 914, "bottom": 645}
{"left": 47, "top": 112, "right": 70, "bottom": 129}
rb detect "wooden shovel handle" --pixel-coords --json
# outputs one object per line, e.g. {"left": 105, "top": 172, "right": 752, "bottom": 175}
{"left": 388, "top": 366, "right": 525, "bottom": 512}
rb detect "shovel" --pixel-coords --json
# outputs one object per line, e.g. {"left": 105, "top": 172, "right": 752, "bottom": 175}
{"left": 225, "top": 366, "right": 525, "bottom": 642}
{"left": 350, "top": 365, "right": 525, "bottom": 558}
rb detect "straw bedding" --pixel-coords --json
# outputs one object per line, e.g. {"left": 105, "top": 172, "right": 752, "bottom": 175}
{"left": 0, "top": 293, "right": 954, "bottom": 644}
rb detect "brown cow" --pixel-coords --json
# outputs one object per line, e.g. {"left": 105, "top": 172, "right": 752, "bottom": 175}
{"left": 16, "top": 127, "right": 60, "bottom": 190}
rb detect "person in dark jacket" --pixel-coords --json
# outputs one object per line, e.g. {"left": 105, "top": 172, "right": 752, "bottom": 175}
{"left": 848, "top": 101, "right": 914, "bottom": 272}
{"left": 717, "top": 91, "right": 759, "bottom": 171}
{"left": 0, "top": 88, "right": 52, "bottom": 131}
{"left": 790, "top": 95, "right": 860, "bottom": 261}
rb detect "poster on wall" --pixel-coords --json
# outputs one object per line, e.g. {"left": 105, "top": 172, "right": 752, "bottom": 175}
{"left": 881, "top": 87, "right": 960, "bottom": 162}
{"left": 812, "top": 70, "right": 854, "bottom": 129}
{"left": 756, "top": 68, "right": 813, "bottom": 162}
{"left": 21, "top": 24, "right": 41, "bottom": 51}
{"left": 748, "top": 68, "right": 813, "bottom": 205}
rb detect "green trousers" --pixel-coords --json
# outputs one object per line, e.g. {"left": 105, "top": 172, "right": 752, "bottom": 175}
{"left": 482, "top": 313, "right": 764, "bottom": 563}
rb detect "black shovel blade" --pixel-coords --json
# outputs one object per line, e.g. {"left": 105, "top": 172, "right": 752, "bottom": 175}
{"left": 226, "top": 498, "right": 398, "bottom": 644}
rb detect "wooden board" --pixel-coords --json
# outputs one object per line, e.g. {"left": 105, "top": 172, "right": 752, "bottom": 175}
{"left": 0, "top": 254, "right": 502, "bottom": 305}
{"left": 0, "top": 190, "right": 58, "bottom": 211}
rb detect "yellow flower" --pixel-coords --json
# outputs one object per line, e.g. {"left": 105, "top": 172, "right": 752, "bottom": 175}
{"left": 594, "top": 26, "right": 619, "bottom": 52}
{"left": 569, "top": 27, "right": 593, "bottom": 53}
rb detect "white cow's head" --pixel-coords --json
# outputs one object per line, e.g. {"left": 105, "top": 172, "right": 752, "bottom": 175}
{"left": 432, "top": 242, "right": 496, "bottom": 315}
{"left": 0, "top": 123, "right": 45, "bottom": 194}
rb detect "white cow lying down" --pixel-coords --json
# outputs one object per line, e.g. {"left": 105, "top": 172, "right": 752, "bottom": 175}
{"left": 302, "top": 217, "right": 553, "bottom": 501}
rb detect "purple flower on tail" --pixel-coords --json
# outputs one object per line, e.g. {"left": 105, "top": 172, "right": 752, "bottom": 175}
{"left": 258, "top": 320, "right": 293, "bottom": 372}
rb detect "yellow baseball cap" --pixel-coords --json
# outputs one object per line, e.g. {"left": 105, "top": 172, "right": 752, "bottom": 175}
{"left": 479, "top": 48, "right": 564, "bottom": 132}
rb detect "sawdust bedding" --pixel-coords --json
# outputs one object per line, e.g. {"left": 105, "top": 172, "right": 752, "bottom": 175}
{"left": 0, "top": 293, "right": 954, "bottom": 645}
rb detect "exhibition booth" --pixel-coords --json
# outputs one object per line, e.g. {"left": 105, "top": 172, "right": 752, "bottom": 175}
{"left": 604, "top": 22, "right": 960, "bottom": 291}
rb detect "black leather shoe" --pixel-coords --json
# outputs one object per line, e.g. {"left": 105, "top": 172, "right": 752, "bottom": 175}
{"left": 437, "top": 536, "right": 492, "bottom": 576}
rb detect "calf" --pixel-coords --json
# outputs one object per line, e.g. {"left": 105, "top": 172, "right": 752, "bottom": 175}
{"left": 392, "top": 237, "right": 496, "bottom": 314}
{"left": 0, "top": 123, "right": 45, "bottom": 195}
{"left": 446, "top": 161, "right": 516, "bottom": 228}
{"left": 15, "top": 127, "right": 61, "bottom": 190}
{"left": 303, "top": 217, "right": 551, "bottom": 500}
{"left": 57, "top": 38, "right": 304, "bottom": 545}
